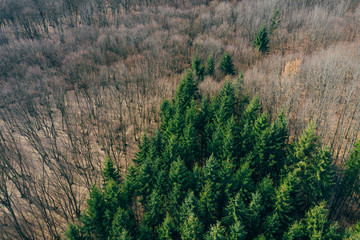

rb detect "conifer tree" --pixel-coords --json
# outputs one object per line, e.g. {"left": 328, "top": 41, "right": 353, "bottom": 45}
{"left": 143, "top": 189, "right": 164, "bottom": 230}
{"left": 292, "top": 123, "right": 334, "bottom": 210}
{"left": 283, "top": 221, "right": 306, "bottom": 240}
{"left": 65, "top": 224, "right": 84, "bottom": 240}
{"left": 205, "top": 222, "right": 226, "bottom": 240}
{"left": 134, "top": 133, "right": 150, "bottom": 165}
{"left": 103, "top": 156, "right": 121, "bottom": 184}
{"left": 180, "top": 212, "right": 203, "bottom": 240}
{"left": 274, "top": 169, "right": 300, "bottom": 229}
{"left": 219, "top": 51, "right": 235, "bottom": 76}
{"left": 158, "top": 213, "right": 177, "bottom": 240}
{"left": 254, "top": 25, "right": 269, "bottom": 54}
{"left": 174, "top": 70, "right": 198, "bottom": 113}
{"left": 269, "top": 9, "right": 280, "bottom": 36}
{"left": 103, "top": 179, "right": 125, "bottom": 232}
{"left": 111, "top": 207, "right": 135, "bottom": 240}
{"left": 247, "top": 192, "right": 264, "bottom": 238}
{"left": 205, "top": 53, "right": 215, "bottom": 76}
{"left": 81, "top": 186, "right": 106, "bottom": 239}
{"left": 229, "top": 221, "right": 247, "bottom": 240}
{"left": 191, "top": 54, "right": 205, "bottom": 80}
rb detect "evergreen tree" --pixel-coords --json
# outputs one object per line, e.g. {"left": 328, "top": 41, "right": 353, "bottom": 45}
{"left": 269, "top": 9, "right": 280, "bottom": 36}
{"left": 65, "top": 223, "right": 84, "bottom": 240}
{"left": 246, "top": 192, "right": 264, "bottom": 238}
{"left": 305, "top": 202, "right": 337, "bottom": 240}
{"left": 103, "top": 179, "right": 125, "bottom": 232}
{"left": 158, "top": 213, "right": 177, "bottom": 240}
{"left": 205, "top": 222, "right": 226, "bottom": 240}
{"left": 292, "top": 123, "right": 334, "bottom": 211}
{"left": 283, "top": 221, "right": 306, "bottom": 240}
{"left": 219, "top": 51, "right": 235, "bottom": 76}
{"left": 223, "top": 193, "right": 247, "bottom": 226}
{"left": 275, "top": 169, "right": 300, "bottom": 229}
{"left": 180, "top": 212, "right": 203, "bottom": 240}
{"left": 143, "top": 189, "right": 164, "bottom": 230}
{"left": 134, "top": 133, "right": 151, "bottom": 165}
{"left": 229, "top": 221, "right": 247, "bottom": 240}
{"left": 111, "top": 207, "right": 135, "bottom": 240}
{"left": 81, "top": 186, "right": 106, "bottom": 239}
{"left": 205, "top": 53, "right": 215, "bottom": 76}
{"left": 103, "top": 156, "right": 121, "bottom": 184}
{"left": 191, "top": 54, "right": 205, "bottom": 80}
{"left": 254, "top": 25, "right": 269, "bottom": 54}
{"left": 174, "top": 70, "right": 198, "bottom": 113}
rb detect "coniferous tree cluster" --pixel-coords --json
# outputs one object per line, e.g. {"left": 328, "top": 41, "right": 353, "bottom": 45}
{"left": 66, "top": 68, "right": 360, "bottom": 240}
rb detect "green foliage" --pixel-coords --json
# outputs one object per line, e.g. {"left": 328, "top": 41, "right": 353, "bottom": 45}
{"left": 205, "top": 222, "right": 226, "bottom": 240}
{"left": 65, "top": 223, "right": 84, "bottom": 240}
{"left": 158, "top": 213, "right": 177, "bottom": 240}
{"left": 81, "top": 186, "right": 106, "bottom": 239}
{"left": 219, "top": 51, "right": 235, "bottom": 76}
{"left": 254, "top": 25, "right": 270, "bottom": 54}
{"left": 205, "top": 53, "right": 215, "bottom": 76}
{"left": 103, "top": 156, "right": 121, "bottom": 184}
{"left": 191, "top": 54, "right": 205, "bottom": 80}
{"left": 65, "top": 72, "right": 347, "bottom": 240}
{"left": 269, "top": 9, "right": 280, "bottom": 36}
{"left": 180, "top": 212, "right": 203, "bottom": 240}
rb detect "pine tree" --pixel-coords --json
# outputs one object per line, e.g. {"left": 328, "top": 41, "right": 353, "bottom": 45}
{"left": 65, "top": 223, "right": 84, "bottom": 240}
{"left": 263, "top": 213, "right": 281, "bottom": 240}
{"left": 292, "top": 123, "right": 334, "bottom": 210}
{"left": 269, "top": 9, "right": 280, "bottom": 37}
{"left": 274, "top": 169, "right": 300, "bottom": 229}
{"left": 219, "top": 51, "right": 235, "bottom": 76}
{"left": 247, "top": 192, "right": 264, "bottom": 238}
{"left": 180, "top": 212, "right": 203, "bottom": 240}
{"left": 191, "top": 54, "right": 205, "bottom": 80}
{"left": 103, "top": 156, "right": 121, "bottom": 184}
{"left": 205, "top": 222, "right": 226, "bottom": 240}
{"left": 111, "top": 207, "right": 135, "bottom": 240}
{"left": 143, "top": 189, "right": 164, "bottom": 230}
{"left": 158, "top": 213, "right": 177, "bottom": 240}
{"left": 134, "top": 133, "right": 151, "bottom": 165}
{"left": 283, "top": 221, "right": 306, "bottom": 240}
{"left": 223, "top": 193, "right": 247, "bottom": 226}
{"left": 174, "top": 70, "right": 198, "bottom": 112}
{"left": 253, "top": 25, "right": 269, "bottom": 54}
{"left": 305, "top": 202, "right": 329, "bottom": 240}
{"left": 81, "top": 186, "right": 106, "bottom": 239}
{"left": 103, "top": 179, "right": 125, "bottom": 232}
{"left": 205, "top": 53, "right": 215, "bottom": 76}
{"left": 229, "top": 221, "right": 247, "bottom": 240}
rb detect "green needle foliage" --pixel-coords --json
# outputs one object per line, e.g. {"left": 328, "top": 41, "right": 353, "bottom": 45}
{"left": 205, "top": 53, "right": 215, "bottom": 76}
{"left": 219, "top": 51, "right": 235, "bottom": 76}
{"left": 254, "top": 25, "right": 270, "bottom": 54}
{"left": 65, "top": 69, "right": 358, "bottom": 240}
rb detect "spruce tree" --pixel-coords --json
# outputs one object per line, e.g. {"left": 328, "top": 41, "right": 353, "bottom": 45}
{"left": 229, "top": 221, "right": 247, "bottom": 240}
{"left": 205, "top": 53, "right": 215, "bottom": 76}
{"left": 253, "top": 25, "right": 269, "bottom": 54}
{"left": 81, "top": 186, "right": 106, "bottom": 239}
{"left": 180, "top": 212, "right": 203, "bottom": 240}
{"left": 65, "top": 224, "right": 84, "bottom": 240}
{"left": 103, "top": 156, "right": 121, "bottom": 184}
{"left": 111, "top": 207, "right": 135, "bottom": 240}
{"left": 205, "top": 222, "right": 226, "bottom": 240}
{"left": 219, "top": 51, "right": 235, "bottom": 76}
{"left": 191, "top": 54, "right": 205, "bottom": 80}
{"left": 158, "top": 213, "right": 177, "bottom": 240}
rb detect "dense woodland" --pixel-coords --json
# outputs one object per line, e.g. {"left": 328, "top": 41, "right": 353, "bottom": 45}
{"left": 1, "top": 0, "right": 360, "bottom": 239}
{"left": 65, "top": 71, "right": 360, "bottom": 240}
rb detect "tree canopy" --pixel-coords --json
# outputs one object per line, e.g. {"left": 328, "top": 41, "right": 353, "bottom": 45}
{"left": 65, "top": 68, "right": 359, "bottom": 240}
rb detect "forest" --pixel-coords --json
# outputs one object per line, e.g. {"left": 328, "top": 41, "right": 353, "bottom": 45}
{"left": 1, "top": 0, "right": 360, "bottom": 239}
